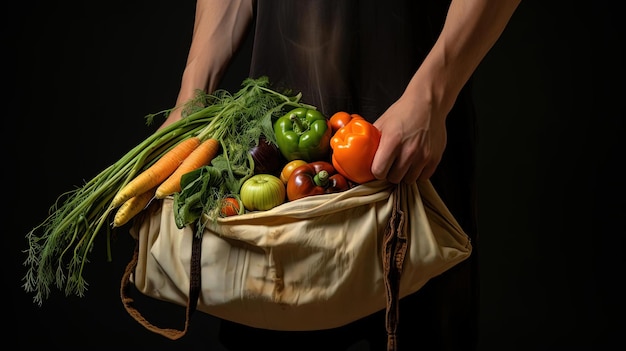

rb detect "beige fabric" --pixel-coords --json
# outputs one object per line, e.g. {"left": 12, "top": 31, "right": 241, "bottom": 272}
{"left": 131, "top": 179, "right": 471, "bottom": 331}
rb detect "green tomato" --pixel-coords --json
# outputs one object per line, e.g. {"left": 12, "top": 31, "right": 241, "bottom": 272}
{"left": 240, "top": 174, "right": 286, "bottom": 211}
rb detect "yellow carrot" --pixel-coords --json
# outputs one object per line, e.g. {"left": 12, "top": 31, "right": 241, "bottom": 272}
{"left": 112, "top": 186, "right": 156, "bottom": 227}
{"left": 110, "top": 137, "right": 201, "bottom": 208}
{"left": 155, "top": 138, "right": 221, "bottom": 199}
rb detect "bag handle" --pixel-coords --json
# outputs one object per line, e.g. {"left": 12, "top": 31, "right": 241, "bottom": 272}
{"left": 382, "top": 185, "right": 408, "bottom": 351}
{"left": 120, "top": 230, "right": 203, "bottom": 340}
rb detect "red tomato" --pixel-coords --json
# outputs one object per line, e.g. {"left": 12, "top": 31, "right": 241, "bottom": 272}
{"left": 329, "top": 111, "right": 364, "bottom": 134}
{"left": 220, "top": 197, "right": 241, "bottom": 217}
{"left": 286, "top": 161, "right": 350, "bottom": 201}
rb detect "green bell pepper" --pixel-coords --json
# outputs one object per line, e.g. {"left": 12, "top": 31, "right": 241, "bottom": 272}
{"left": 273, "top": 107, "right": 332, "bottom": 162}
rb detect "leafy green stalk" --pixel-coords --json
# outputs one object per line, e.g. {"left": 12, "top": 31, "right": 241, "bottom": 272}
{"left": 23, "top": 76, "right": 317, "bottom": 305}
{"left": 23, "top": 118, "right": 214, "bottom": 305}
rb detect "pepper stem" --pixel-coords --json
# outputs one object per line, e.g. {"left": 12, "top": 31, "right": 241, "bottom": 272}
{"left": 314, "top": 170, "right": 329, "bottom": 187}
{"left": 289, "top": 113, "right": 307, "bottom": 133}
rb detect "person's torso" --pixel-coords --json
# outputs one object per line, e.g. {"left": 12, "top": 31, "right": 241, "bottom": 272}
{"left": 249, "top": 0, "right": 451, "bottom": 121}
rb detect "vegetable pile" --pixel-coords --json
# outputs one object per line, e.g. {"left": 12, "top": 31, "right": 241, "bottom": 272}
{"left": 23, "top": 77, "right": 314, "bottom": 305}
{"left": 22, "top": 76, "right": 381, "bottom": 306}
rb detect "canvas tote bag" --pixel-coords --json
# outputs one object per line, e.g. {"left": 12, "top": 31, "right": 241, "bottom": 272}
{"left": 120, "top": 179, "right": 472, "bottom": 348}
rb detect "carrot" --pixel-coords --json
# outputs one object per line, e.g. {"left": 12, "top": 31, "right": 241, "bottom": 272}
{"left": 112, "top": 186, "right": 156, "bottom": 227}
{"left": 110, "top": 137, "right": 201, "bottom": 208}
{"left": 155, "top": 138, "right": 221, "bottom": 199}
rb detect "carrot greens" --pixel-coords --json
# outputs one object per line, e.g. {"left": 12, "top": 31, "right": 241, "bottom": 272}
{"left": 23, "top": 76, "right": 316, "bottom": 305}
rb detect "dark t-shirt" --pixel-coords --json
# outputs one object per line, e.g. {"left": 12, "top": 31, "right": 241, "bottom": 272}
{"left": 249, "top": 0, "right": 450, "bottom": 121}
{"left": 221, "top": 1, "right": 479, "bottom": 350}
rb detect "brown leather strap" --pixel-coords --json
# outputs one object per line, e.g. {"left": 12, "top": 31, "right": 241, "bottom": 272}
{"left": 382, "top": 185, "right": 408, "bottom": 351}
{"left": 120, "top": 230, "right": 203, "bottom": 340}
{"left": 188, "top": 233, "right": 203, "bottom": 313}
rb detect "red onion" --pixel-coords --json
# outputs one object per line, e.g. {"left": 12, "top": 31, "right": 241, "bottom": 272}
{"left": 249, "top": 137, "right": 285, "bottom": 176}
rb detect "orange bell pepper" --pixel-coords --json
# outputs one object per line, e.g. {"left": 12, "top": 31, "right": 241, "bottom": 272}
{"left": 329, "top": 114, "right": 381, "bottom": 184}
{"left": 329, "top": 111, "right": 364, "bottom": 134}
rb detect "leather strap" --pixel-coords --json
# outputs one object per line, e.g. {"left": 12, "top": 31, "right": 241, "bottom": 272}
{"left": 382, "top": 185, "right": 408, "bottom": 351}
{"left": 120, "top": 229, "right": 203, "bottom": 340}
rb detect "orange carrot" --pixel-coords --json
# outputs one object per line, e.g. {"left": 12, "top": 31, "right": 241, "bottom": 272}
{"left": 112, "top": 186, "right": 156, "bottom": 227}
{"left": 110, "top": 137, "right": 201, "bottom": 208}
{"left": 155, "top": 138, "right": 221, "bottom": 199}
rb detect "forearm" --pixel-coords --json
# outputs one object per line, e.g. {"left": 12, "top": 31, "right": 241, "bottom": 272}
{"left": 169, "top": 0, "right": 254, "bottom": 123}
{"left": 406, "top": 0, "right": 521, "bottom": 115}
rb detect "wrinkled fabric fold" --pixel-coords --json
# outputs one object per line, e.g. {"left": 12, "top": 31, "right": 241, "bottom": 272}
{"left": 123, "top": 179, "right": 471, "bottom": 338}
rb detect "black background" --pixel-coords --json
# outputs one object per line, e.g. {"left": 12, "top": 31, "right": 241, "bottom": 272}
{"left": 6, "top": 1, "right": 625, "bottom": 350}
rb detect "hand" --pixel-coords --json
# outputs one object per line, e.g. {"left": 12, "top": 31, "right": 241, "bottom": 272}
{"left": 371, "top": 93, "right": 448, "bottom": 184}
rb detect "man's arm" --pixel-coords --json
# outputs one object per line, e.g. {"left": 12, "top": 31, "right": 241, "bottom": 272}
{"left": 161, "top": 0, "right": 255, "bottom": 128}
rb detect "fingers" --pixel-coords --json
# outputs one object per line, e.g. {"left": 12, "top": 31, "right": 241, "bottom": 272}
{"left": 371, "top": 120, "right": 444, "bottom": 184}
{"left": 390, "top": 158, "right": 437, "bottom": 184}
{"left": 371, "top": 134, "right": 397, "bottom": 182}
{"left": 403, "top": 162, "right": 426, "bottom": 184}
{"left": 385, "top": 155, "right": 422, "bottom": 184}
{"left": 372, "top": 145, "right": 428, "bottom": 184}
{"left": 418, "top": 160, "right": 437, "bottom": 181}
{"left": 371, "top": 138, "right": 440, "bottom": 184}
